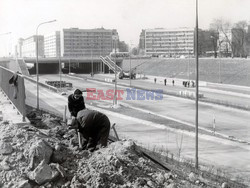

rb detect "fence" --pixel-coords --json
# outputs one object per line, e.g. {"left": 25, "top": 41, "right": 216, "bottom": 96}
{"left": 0, "top": 66, "right": 26, "bottom": 121}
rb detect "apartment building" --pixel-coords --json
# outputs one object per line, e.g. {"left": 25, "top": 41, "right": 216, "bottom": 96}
{"left": 140, "top": 28, "right": 194, "bottom": 57}
{"left": 21, "top": 35, "right": 44, "bottom": 58}
{"left": 62, "top": 28, "right": 118, "bottom": 58}
{"left": 44, "top": 31, "right": 61, "bottom": 57}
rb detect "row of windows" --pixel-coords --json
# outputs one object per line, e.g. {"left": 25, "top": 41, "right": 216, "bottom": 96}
{"left": 64, "top": 43, "right": 111, "bottom": 48}
{"left": 64, "top": 32, "right": 112, "bottom": 36}
{"left": 146, "top": 40, "right": 193, "bottom": 43}
{"left": 146, "top": 31, "right": 193, "bottom": 34}
{"left": 64, "top": 48, "right": 111, "bottom": 52}
{"left": 148, "top": 43, "right": 194, "bottom": 46}
{"left": 146, "top": 49, "right": 193, "bottom": 53}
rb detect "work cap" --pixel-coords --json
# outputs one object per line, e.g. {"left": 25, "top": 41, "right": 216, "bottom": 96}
{"left": 74, "top": 89, "right": 82, "bottom": 95}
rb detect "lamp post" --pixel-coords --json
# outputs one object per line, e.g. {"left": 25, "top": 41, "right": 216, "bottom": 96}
{"left": 218, "top": 43, "right": 222, "bottom": 83}
{"left": 129, "top": 47, "right": 132, "bottom": 87}
{"left": 195, "top": 0, "right": 199, "bottom": 170}
{"left": 36, "top": 20, "right": 56, "bottom": 110}
{"left": 112, "top": 34, "right": 118, "bottom": 106}
{"left": 188, "top": 50, "right": 190, "bottom": 81}
{"left": 129, "top": 42, "right": 133, "bottom": 87}
{"left": 91, "top": 44, "right": 93, "bottom": 77}
{"left": 211, "top": 35, "right": 222, "bottom": 83}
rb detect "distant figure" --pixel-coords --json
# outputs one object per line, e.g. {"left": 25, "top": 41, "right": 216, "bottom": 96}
{"left": 154, "top": 78, "right": 157, "bottom": 84}
{"left": 191, "top": 81, "right": 195, "bottom": 87}
{"left": 172, "top": 79, "right": 175, "bottom": 86}
{"left": 164, "top": 78, "right": 167, "bottom": 86}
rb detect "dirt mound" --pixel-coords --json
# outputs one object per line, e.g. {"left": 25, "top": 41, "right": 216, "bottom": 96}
{"left": 0, "top": 114, "right": 223, "bottom": 187}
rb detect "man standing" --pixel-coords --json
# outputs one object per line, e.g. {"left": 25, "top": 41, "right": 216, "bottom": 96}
{"left": 68, "top": 89, "right": 86, "bottom": 117}
{"left": 164, "top": 78, "right": 167, "bottom": 86}
{"left": 70, "top": 109, "right": 110, "bottom": 151}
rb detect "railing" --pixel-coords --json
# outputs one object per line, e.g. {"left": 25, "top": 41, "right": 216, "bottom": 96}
{"left": 105, "top": 56, "right": 123, "bottom": 72}
{"left": 0, "top": 66, "right": 26, "bottom": 121}
{"left": 100, "top": 56, "right": 116, "bottom": 72}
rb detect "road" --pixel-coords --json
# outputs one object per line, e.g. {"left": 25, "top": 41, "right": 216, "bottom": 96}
{"left": 23, "top": 74, "right": 250, "bottom": 183}
{"left": 40, "top": 74, "right": 250, "bottom": 143}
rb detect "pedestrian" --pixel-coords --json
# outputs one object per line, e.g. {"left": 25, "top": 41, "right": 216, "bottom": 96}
{"left": 154, "top": 78, "right": 157, "bottom": 84}
{"left": 172, "top": 79, "right": 175, "bottom": 86}
{"left": 68, "top": 89, "right": 86, "bottom": 118}
{"left": 192, "top": 81, "right": 195, "bottom": 87}
{"left": 69, "top": 109, "right": 111, "bottom": 152}
{"left": 164, "top": 78, "right": 167, "bottom": 86}
{"left": 9, "top": 71, "right": 21, "bottom": 99}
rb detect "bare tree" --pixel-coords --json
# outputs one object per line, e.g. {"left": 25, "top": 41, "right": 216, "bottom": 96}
{"left": 210, "top": 19, "right": 233, "bottom": 57}
{"left": 231, "top": 20, "right": 248, "bottom": 57}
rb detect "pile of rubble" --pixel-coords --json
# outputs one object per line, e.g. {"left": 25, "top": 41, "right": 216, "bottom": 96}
{"left": 0, "top": 113, "right": 227, "bottom": 188}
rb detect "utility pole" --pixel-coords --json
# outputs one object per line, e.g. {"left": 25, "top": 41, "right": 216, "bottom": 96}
{"left": 112, "top": 34, "right": 119, "bottom": 106}
{"left": 36, "top": 20, "right": 56, "bottom": 110}
{"left": 195, "top": 0, "right": 199, "bottom": 169}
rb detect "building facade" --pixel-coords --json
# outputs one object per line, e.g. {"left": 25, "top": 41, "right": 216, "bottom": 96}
{"left": 140, "top": 28, "right": 194, "bottom": 57}
{"left": 62, "top": 28, "right": 118, "bottom": 58}
{"left": 21, "top": 35, "right": 44, "bottom": 58}
{"left": 16, "top": 38, "right": 24, "bottom": 57}
{"left": 44, "top": 31, "right": 61, "bottom": 58}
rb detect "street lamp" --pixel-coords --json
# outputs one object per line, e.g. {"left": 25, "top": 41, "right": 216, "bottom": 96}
{"left": 91, "top": 44, "right": 93, "bottom": 77}
{"left": 211, "top": 35, "right": 222, "bottom": 83}
{"left": 188, "top": 50, "right": 190, "bottom": 81}
{"left": 112, "top": 34, "right": 119, "bottom": 106}
{"left": 36, "top": 19, "right": 56, "bottom": 110}
{"left": 129, "top": 42, "right": 133, "bottom": 87}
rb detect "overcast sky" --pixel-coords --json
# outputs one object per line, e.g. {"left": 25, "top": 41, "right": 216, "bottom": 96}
{"left": 1, "top": 0, "right": 250, "bottom": 56}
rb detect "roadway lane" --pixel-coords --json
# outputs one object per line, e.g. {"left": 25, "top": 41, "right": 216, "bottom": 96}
{"left": 93, "top": 73, "right": 250, "bottom": 109}
{"left": 41, "top": 74, "right": 250, "bottom": 143}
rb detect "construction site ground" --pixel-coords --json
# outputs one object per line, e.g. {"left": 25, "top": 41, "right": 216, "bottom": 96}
{"left": 0, "top": 73, "right": 250, "bottom": 187}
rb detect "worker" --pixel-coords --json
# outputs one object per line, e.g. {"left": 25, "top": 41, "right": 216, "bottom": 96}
{"left": 69, "top": 109, "right": 110, "bottom": 152}
{"left": 68, "top": 89, "right": 86, "bottom": 117}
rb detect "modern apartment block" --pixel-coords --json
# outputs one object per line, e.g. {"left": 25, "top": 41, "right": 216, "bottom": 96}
{"left": 44, "top": 31, "right": 61, "bottom": 58}
{"left": 61, "top": 28, "right": 118, "bottom": 58}
{"left": 21, "top": 35, "right": 44, "bottom": 58}
{"left": 16, "top": 38, "right": 24, "bottom": 57}
{"left": 140, "top": 28, "right": 194, "bottom": 57}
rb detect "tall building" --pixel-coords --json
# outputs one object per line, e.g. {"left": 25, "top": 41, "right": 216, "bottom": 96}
{"left": 140, "top": 28, "right": 194, "bottom": 57}
{"left": 61, "top": 28, "right": 118, "bottom": 58}
{"left": 21, "top": 35, "right": 44, "bottom": 58}
{"left": 44, "top": 31, "right": 61, "bottom": 58}
{"left": 17, "top": 38, "right": 24, "bottom": 57}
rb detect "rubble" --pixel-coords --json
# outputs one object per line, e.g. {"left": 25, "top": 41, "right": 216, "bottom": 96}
{"left": 0, "top": 113, "right": 229, "bottom": 187}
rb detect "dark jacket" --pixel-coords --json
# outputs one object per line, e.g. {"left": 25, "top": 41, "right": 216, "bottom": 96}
{"left": 68, "top": 94, "right": 86, "bottom": 117}
{"left": 76, "top": 109, "right": 110, "bottom": 138}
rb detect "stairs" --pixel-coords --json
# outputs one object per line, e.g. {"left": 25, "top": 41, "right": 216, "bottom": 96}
{"left": 100, "top": 56, "right": 122, "bottom": 73}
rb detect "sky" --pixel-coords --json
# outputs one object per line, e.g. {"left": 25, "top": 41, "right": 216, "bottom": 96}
{"left": 1, "top": 0, "right": 250, "bottom": 56}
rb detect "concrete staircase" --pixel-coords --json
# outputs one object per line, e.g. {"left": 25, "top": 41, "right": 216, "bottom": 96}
{"left": 100, "top": 56, "right": 122, "bottom": 73}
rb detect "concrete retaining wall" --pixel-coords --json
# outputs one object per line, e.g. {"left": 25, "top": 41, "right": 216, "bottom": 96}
{"left": 0, "top": 66, "right": 26, "bottom": 121}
